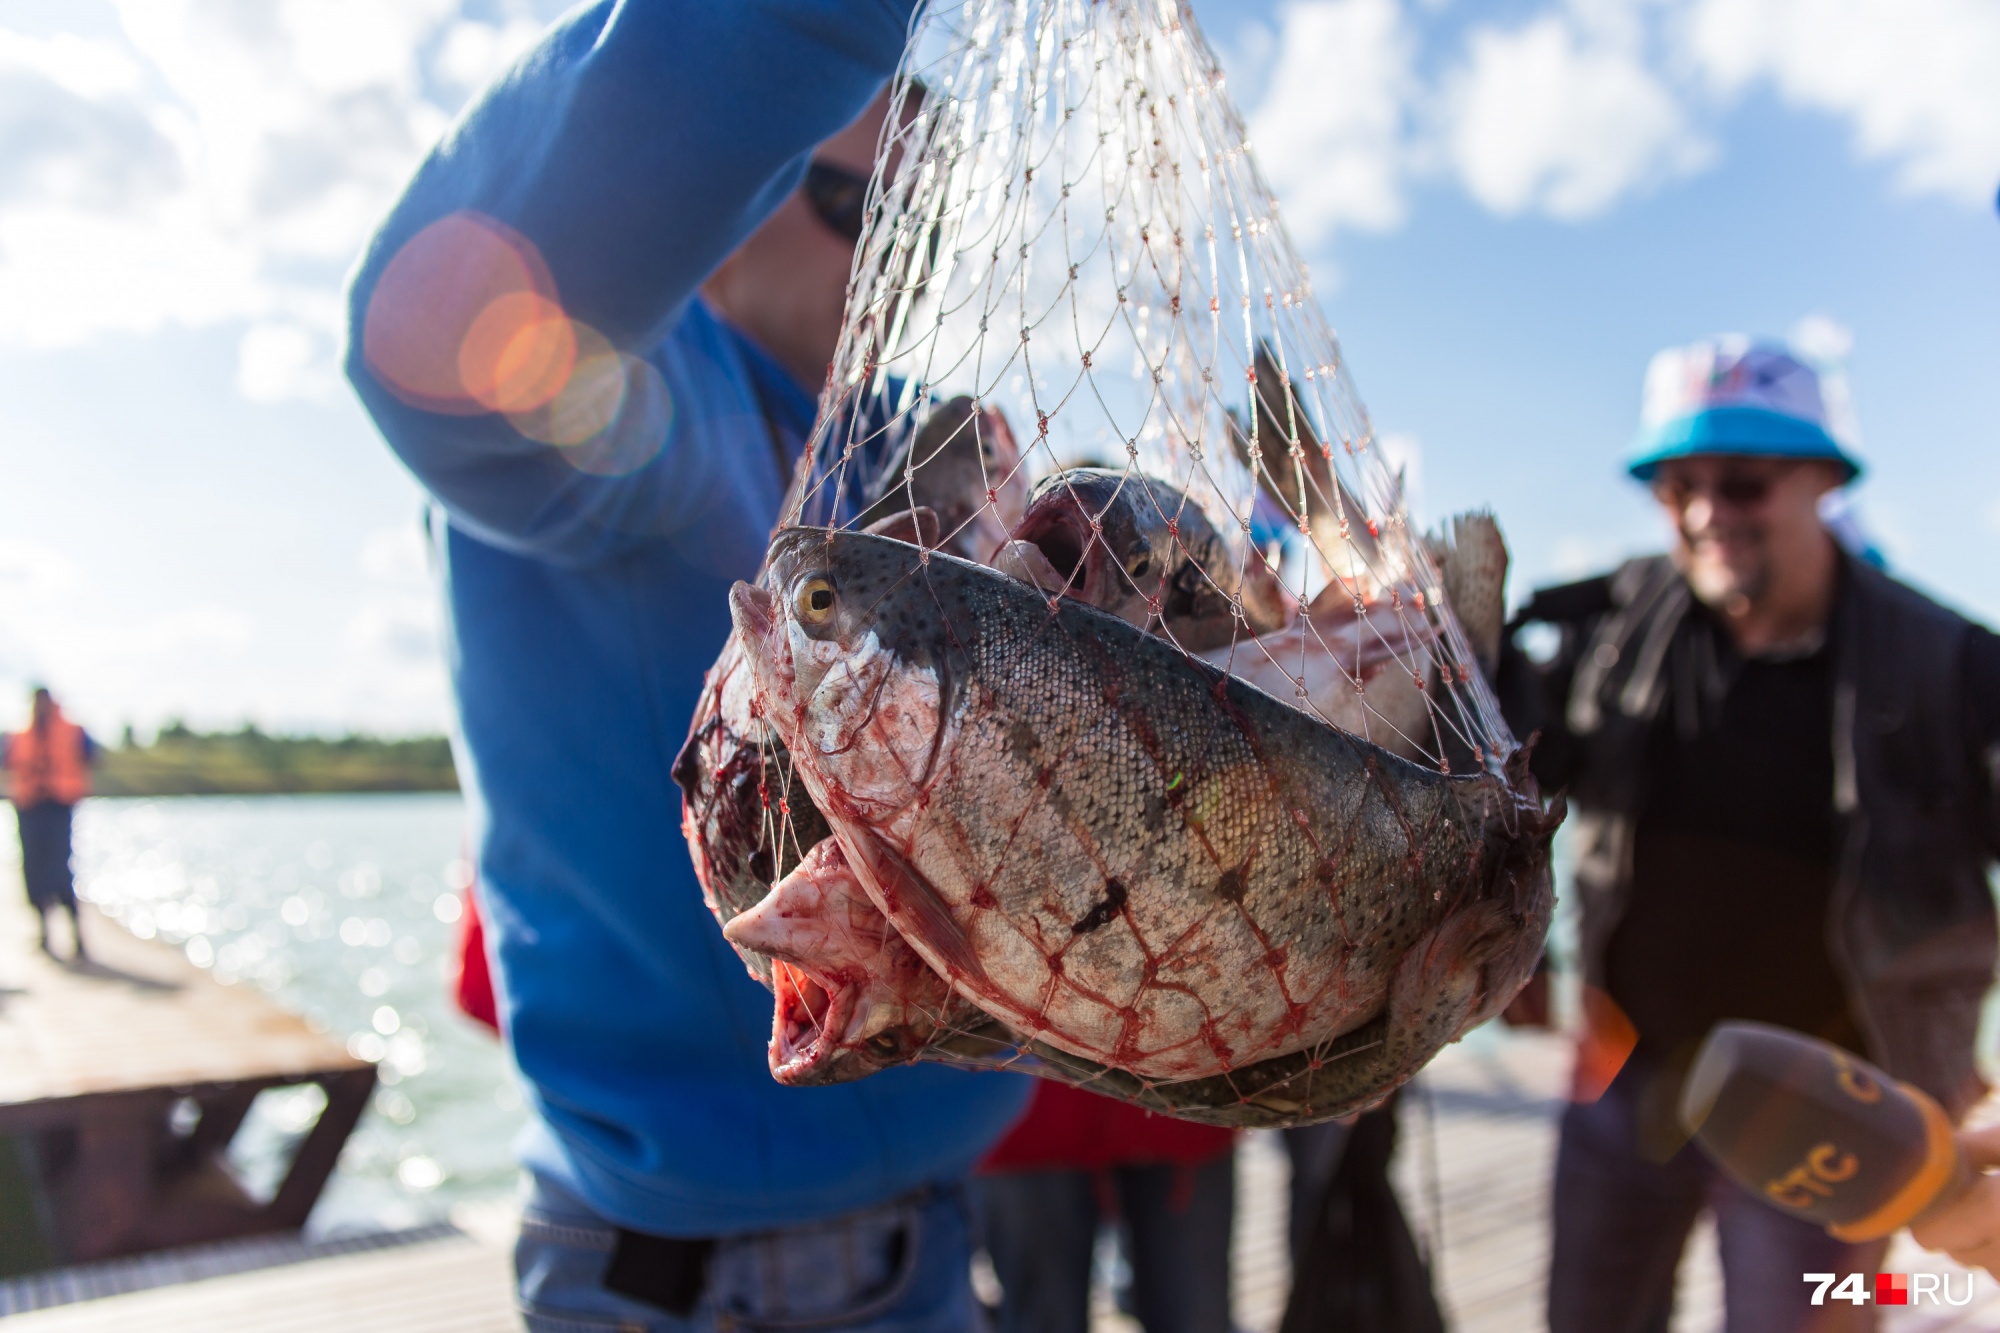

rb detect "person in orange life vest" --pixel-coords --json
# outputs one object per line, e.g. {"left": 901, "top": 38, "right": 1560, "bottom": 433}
{"left": 974, "top": 1080, "right": 1237, "bottom": 1333}
{"left": 3, "top": 687, "right": 98, "bottom": 960}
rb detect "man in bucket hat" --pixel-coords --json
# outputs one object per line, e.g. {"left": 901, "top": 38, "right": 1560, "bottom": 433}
{"left": 1500, "top": 336, "right": 2000, "bottom": 1332}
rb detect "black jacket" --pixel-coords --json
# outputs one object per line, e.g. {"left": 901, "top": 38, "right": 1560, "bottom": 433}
{"left": 1500, "top": 553, "right": 2000, "bottom": 1116}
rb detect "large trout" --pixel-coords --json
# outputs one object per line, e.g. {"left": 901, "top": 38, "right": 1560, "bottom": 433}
{"left": 728, "top": 528, "right": 1557, "bottom": 1094}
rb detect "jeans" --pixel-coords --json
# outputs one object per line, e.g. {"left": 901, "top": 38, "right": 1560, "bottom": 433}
{"left": 16, "top": 801, "right": 76, "bottom": 911}
{"left": 973, "top": 1156, "right": 1235, "bottom": 1333}
{"left": 515, "top": 1170, "right": 981, "bottom": 1332}
{"left": 1549, "top": 1058, "right": 1887, "bottom": 1333}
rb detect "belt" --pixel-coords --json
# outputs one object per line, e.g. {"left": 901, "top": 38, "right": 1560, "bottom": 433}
{"left": 603, "top": 1228, "right": 715, "bottom": 1318}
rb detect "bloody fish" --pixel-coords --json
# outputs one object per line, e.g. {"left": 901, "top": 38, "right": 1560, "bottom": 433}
{"left": 1200, "top": 516, "right": 1508, "bottom": 761}
{"left": 728, "top": 529, "right": 1556, "bottom": 1103}
{"left": 856, "top": 396, "right": 1027, "bottom": 562}
{"left": 672, "top": 632, "right": 830, "bottom": 984}
{"left": 676, "top": 545, "right": 987, "bottom": 1078}
{"left": 992, "top": 468, "right": 1292, "bottom": 650}
{"left": 720, "top": 837, "right": 988, "bottom": 1084}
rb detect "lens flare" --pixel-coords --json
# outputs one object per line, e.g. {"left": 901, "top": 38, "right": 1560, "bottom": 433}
{"left": 459, "top": 292, "right": 576, "bottom": 413}
{"left": 560, "top": 354, "right": 673, "bottom": 477}
{"left": 362, "top": 211, "right": 558, "bottom": 415}
{"left": 506, "top": 323, "right": 625, "bottom": 446}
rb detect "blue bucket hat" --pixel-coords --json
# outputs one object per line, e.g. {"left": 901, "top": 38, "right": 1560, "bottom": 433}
{"left": 1626, "top": 336, "right": 1863, "bottom": 483}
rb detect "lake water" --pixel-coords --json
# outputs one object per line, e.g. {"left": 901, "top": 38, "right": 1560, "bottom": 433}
{"left": 41, "top": 794, "right": 2000, "bottom": 1252}
{"left": 67, "top": 793, "right": 527, "bottom": 1237}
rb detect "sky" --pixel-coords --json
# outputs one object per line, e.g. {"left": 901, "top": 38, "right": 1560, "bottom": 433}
{"left": 1, "top": 0, "right": 1996, "bottom": 738}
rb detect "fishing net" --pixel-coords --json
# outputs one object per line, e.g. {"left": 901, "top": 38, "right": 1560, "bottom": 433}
{"left": 679, "top": 0, "right": 1557, "bottom": 1127}
{"left": 794, "top": 0, "right": 1513, "bottom": 764}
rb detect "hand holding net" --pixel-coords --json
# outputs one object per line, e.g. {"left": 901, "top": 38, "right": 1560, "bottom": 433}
{"left": 679, "top": 0, "right": 1560, "bottom": 1127}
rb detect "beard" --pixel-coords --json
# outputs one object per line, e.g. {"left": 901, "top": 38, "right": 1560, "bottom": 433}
{"left": 1679, "top": 530, "right": 1771, "bottom": 613}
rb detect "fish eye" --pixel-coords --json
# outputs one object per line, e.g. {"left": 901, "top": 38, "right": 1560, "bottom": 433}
{"left": 794, "top": 577, "right": 837, "bottom": 626}
{"left": 1127, "top": 554, "right": 1153, "bottom": 581}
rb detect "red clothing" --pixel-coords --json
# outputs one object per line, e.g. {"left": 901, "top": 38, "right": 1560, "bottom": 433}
{"left": 454, "top": 886, "right": 501, "bottom": 1034}
{"left": 980, "top": 1078, "right": 1235, "bottom": 1174}
{"left": 6, "top": 713, "right": 90, "bottom": 807}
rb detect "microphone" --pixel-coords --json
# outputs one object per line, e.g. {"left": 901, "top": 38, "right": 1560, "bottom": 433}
{"left": 1679, "top": 1021, "right": 1971, "bottom": 1241}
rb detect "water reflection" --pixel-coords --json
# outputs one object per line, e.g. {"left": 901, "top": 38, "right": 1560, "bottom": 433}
{"left": 72, "top": 793, "right": 526, "bottom": 1236}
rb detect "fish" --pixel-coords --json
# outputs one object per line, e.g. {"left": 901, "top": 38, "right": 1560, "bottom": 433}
{"left": 992, "top": 468, "right": 1292, "bottom": 651}
{"left": 989, "top": 465, "right": 1508, "bottom": 762}
{"left": 1230, "top": 343, "right": 1383, "bottom": 575}
{"left": 677, "top": 622, "right": 992, "bottom": 1081}
{"left": 721, "top": 837, "right": 988, "bottom": 1084}
{"left": 708, "top": 826, "right": 1530, "bottom": 1124}
{"left": 856, "top": 395, "right": 1027, "bottom": 562}
{"left": 1428, "top": 511, "right": 1508, "bottom": 675}
{"left": 728, "top": 528, "right": 1555, "bottom": 1103}
{"left": 673, "top": 632, "right": 831, "bottom": 983}
{"left": 1199, "top": 513, "right": 1509, "bottom": 760}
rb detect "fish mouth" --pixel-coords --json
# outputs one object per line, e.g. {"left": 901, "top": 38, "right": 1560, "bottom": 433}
{"left": 728, "top": 581, "right": 777, "bottom": 643}
{"left": 1010, "top": 502, "right": 1089, "bottom": 591}
{"left": 768, "top": 959, "right": 863, "bottom": 1085}
{"left": 1011, "top": 490, "right": 1145, "bottom": 615}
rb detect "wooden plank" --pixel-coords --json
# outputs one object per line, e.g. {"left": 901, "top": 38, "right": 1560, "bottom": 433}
{"left": 0, "top": 895, "right": 362, "bottom": 1111}
{"left": 1386, "top": 1031, "right": 2000, "bottom": 1333}
{"left": 0, "top": 886, "right": 374, "bottom": 1264}
{"left": 0, "top": 1235, "right": 515, "bottom": 1333}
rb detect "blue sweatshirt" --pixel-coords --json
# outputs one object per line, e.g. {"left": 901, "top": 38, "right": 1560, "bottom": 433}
{"left": 343, "top": 0, "right": 1027, "bottom": 1236}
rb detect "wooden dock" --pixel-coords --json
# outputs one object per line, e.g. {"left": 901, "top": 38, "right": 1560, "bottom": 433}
{"left": 0, "top": 1222, "right": 514, "bottom": 1330}
{"left": 10, "top": 1027, "right": 2000, "bottom": 1330}
{"left": 4, "top": 885, "right": 1999, "bottom": 1330}
{"left": 0, "top": 891, "right": 373, "bottom": 1269}
{"left": 1373, "top": 1031, "right": 2000, "bottom": 1333}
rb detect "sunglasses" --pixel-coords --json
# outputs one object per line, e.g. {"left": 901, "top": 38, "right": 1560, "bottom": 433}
{"left": 1651, "top": 470, "right": 1778, "bottom": 509}
{"left": 802, "top": 160, "right": 871, "bottom": 244}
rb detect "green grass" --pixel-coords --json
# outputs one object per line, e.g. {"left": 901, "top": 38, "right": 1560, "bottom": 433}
{"left": 90, "top": 724, "right": 459, "bottom": 797}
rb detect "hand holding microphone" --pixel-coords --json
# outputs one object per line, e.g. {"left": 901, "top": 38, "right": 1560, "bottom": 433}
{"left": 1679, "top": 1021, "right": 2000, "bottom": 1275}
{"left": 1908, "top": 1124, "right": 2000, "bottom": 1277}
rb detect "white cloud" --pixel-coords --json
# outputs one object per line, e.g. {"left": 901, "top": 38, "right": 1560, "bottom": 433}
{"left": 1788, "top": 311, "right": 1854, "bottom": 365}
{"left": 1441, "top": 12, "right": 1712, "bottom": 219}
{"left": 0, "top": 592, "right": 258, "bottom": 730}
{"left": 133, "top": 605, "right": 256, "bottom": 658}
{"left": 0, "top": 37, "right": 178, "bottom": 214}
{"left": 0, "top": 2, "right": 571, "bottom": 395}
{"left": 432, "top": 18, "right": 546, "bottom": 95}
{"left": 237, "top": 319, "right": 340, "bottom": 403}
{"left": 345, "top": 598, "right": 437, "bottom": 661}
{"left": 339, "top": 593, "right": 448, "bottom": 721}
{"left": 359, "top": 525, "right": 431, "bottom": 584}
{"left": 1245, "top": 0, "right": 2000, "bottom": 241}
{"left": 344, "top": 526, "right": 448, "bottom": 721}
{"left": 1248, "top": 0, "right": 1418, "bottom": 244}
{"left": 1685, "top": 0, "right": 2000, "bottom": 205}
{"left": 0, "top": 536, "right": 86, "bottom": 602}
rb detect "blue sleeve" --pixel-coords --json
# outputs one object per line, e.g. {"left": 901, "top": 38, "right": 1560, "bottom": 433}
{"left": 344, "top": 0, "right": 920, "bottom": 565}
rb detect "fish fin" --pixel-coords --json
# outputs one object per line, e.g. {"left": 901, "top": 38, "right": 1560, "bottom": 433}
{"left": 1427, "top": 510, "right": 1509, "bottom": 674}
{"left": 841, "top": 832, "right": 989, "bottom": 990}
{"left": 865, "top": 506, "right": 942, "bottom": 549}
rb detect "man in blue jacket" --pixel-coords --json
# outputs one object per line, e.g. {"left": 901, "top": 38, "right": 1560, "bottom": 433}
{"left": 343, "top": 3, "right": 1029, "bottom": 1328}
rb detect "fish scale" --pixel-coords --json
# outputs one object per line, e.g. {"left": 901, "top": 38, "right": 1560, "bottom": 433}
{"left": 735, "top": 528, "right": 1557, "bottom": 1090}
